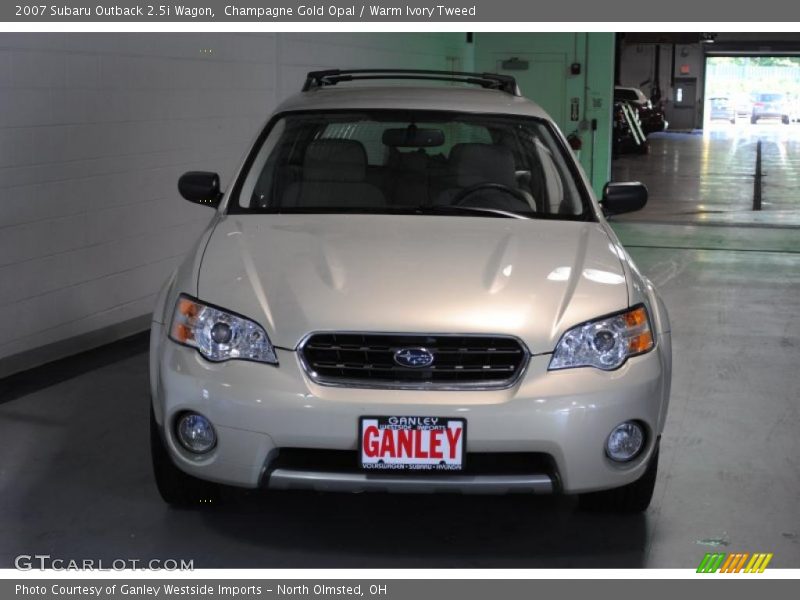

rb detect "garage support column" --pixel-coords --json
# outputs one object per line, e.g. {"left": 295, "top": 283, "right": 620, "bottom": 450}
{"left": 579, "top": 33, "right": 615, "bottom": 195}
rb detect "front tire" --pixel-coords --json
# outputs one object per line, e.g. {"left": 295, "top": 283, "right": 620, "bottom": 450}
{"left": 578, "top": 442, "right": 659, "bottom": 513}
{"left": 782, "top": 115, "right": 790, "bottom": 124}
{"left": 150, "top": 404, "right": 221, "bottom": 507}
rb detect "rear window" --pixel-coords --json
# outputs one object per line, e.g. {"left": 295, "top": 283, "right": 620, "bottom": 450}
{"left": 320, "top": 121, "right": 492, "bottom": 165}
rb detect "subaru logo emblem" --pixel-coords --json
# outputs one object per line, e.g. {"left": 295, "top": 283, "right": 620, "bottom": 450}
{"left": 393, "top": 347, "right": 435, "bottom": 368}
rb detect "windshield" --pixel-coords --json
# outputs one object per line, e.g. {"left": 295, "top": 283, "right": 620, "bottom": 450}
{"left": 229, "top": 110, "right": 592, "bottom": 220}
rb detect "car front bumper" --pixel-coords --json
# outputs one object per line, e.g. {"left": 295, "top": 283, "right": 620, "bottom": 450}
{"left": 151, "top": 323, "right": 671, "bottom": 495}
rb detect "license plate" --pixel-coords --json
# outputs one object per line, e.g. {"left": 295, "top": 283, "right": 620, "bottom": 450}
{"left": 359, "top": 416, "right": 466, "bottom": 472}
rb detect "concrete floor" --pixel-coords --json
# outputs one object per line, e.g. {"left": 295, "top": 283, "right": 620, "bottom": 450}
{"left": 1, "top": 133, "right": 799, "bottom": 569}
{"left": 613, "top": 121, "right": 800, "bottom": 227}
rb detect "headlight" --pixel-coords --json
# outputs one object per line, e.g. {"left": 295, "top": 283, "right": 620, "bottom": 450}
{"left": 169, "top": 295, "right": 278, "bottom": 364}
{"left": 549, "top": 305, "right": 654, "bottom": 371}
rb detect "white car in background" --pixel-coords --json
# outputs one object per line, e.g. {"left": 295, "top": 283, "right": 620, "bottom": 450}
{"left": 751, "top": 92, "right": 791, "bottom": 124}
{"left": 149, "top": 69, "right": 672, "bottom": 513}
{"left": 788, "top": 96, "right": 800, "bottom": 122}
{"left": 614, "top": 85, "right": 651, "bottom": 108}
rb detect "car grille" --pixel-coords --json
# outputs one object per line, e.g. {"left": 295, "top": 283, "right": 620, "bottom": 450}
{"left": 298, "top": 333, "right": 529, "bottom": 389}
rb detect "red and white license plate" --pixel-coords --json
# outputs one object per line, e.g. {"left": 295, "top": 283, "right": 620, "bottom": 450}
{"left": 359, "top": 416, "right": 466, "bottom": 472}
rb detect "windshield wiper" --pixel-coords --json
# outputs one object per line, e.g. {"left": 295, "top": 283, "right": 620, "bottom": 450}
{"left": 418, "top": 205, "right": 532, "bottom": 219}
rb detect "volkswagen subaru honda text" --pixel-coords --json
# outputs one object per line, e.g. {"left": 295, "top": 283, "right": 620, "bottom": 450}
{"left": 150, "top": 69, "right": 672, "bottom": 512}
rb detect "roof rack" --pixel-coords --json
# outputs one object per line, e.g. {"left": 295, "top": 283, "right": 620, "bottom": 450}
{"left": 302, "top": 69, "right": 520, "bottom": 96}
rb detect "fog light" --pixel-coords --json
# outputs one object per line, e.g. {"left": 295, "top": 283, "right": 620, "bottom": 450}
{"left": 606, "top": 421, "right": 645, "bottom": 462}
{"left": 176, "top": 412, "right": 216, "bottom": 454}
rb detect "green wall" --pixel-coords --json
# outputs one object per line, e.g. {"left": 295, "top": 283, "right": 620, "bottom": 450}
{"left": 473, "top": 33, "right": 615, "bottom": 195}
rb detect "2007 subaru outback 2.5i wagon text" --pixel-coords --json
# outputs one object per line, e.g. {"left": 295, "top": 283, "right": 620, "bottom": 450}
{"left": 150, "top": 69, "right": 672, "bottom": 513}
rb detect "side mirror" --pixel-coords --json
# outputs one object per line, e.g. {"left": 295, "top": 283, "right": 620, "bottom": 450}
{"left": 601, "top": 182, "right": 648, "bottom": 216}
{"left": 178, "top": 171, "right": 222, "bottom": 208}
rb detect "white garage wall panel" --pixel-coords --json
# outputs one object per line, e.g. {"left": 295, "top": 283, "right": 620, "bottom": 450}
{"left": 0, "top": 33, "right": 470, "bottom": 374}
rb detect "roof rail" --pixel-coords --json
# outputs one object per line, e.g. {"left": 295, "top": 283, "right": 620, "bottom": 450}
{"left": 302, "top": 69, "right": 520, "bottom": 96}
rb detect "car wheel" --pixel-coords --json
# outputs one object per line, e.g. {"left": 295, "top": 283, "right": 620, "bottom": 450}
{"left": 150, "top": 403, "right": 221, "bottom": 508}
{"left": 578, "top": 442, "right": 659, "bottom": 513}
{"left": 751, "top": 116, "right": 758, "bottom": 124}
{"left": 782, "top": 115, "right": 790, "bottom": 124}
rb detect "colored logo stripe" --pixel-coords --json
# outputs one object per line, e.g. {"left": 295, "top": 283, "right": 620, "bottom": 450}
{"left": 697, "top": 552, "right": 773, "bottom": 573}
{"left": 697, "top": 553, "right": 726, "bottom": 573}
{"left": 720, "top": 553, "right": 749, "bottom": 573}
{"left": 745, "top": 553, "right": 773, "bottom": 573}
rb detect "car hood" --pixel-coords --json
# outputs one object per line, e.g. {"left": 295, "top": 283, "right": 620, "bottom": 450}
{"left": 197, "top": 214, "right": 629, "bottom": 354}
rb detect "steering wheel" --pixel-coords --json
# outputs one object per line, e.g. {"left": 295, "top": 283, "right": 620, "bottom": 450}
{"left": 451, "top": 182, "right": 531, "bottom": 210}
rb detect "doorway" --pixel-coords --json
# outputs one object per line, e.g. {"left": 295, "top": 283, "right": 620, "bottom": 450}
{"left": 703, "top": 55, "right": 800, "bottom": 131}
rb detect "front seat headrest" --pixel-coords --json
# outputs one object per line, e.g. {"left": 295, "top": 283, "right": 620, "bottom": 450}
{"left": 303, "top": 139, "right": 368, "bottom": 182}
{"left": 449, "top": 143, "right": 517, "bottom": 189}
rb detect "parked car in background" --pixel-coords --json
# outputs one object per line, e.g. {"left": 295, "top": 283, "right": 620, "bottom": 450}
{"left": 709, "top": 97, "right": 736, "bottom": 124}
{"left": 788, "top": 96, "right": 800, "bottom": 122}
{"left": 751, "top": 92, "right": 790, "bottom": 124}
{"left": 614, "top": 86, "right": 667, "bottom": 135}
{"left": 614, "top": 86, "right": 650, "bottom": 108}
{"left": 613, "top": 100, "right": 648, "bottom": 156}
{"left": 640, "top": 100, "right": 668, "bottom": 135}
{"left": 150, "top": 69, "right": 672, "bottom": 513}
{"left": 612, "top": 86, "right": 665, "bottom": 154}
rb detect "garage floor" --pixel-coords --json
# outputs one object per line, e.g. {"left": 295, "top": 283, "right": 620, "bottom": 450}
{"left": 613, "top": 123, "right": 800, "bottom": 226}
{"left": 1, "top": 135, "right": 799, "bottom": 569}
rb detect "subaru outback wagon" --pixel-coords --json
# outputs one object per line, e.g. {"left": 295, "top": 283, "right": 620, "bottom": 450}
{"left": 150, "top": 69, "right": 672, "bottom": 513}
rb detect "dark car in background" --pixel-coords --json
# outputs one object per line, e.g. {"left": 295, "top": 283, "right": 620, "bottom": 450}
{"left": 614, "top": 86, "right": 667, "bottom": 135}
{"left": 751, "top": 92, "right": 790, "bottom": 124}
{"left": 613, "top": 86, "right": 666, "bottom": 155}
{"left": 613, "top": 101, "right": 647, "bottom": 156}
{"left": 640, "top": 100, "right": 668, "bottom": 135}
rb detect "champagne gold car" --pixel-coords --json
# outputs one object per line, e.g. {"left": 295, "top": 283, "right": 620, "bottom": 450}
{"left": 150, "top": 70, "right": 672, "bottom": 512}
